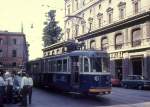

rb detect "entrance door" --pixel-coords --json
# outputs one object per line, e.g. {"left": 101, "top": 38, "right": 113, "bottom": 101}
{"left": 70, "top": 56, "right": 80, "bottom": 88}
{"left": 132, "top": 58, "right": 143, "bottom": 75}
{"left": 115, "top": 60, "right": 123, "bottom": 80}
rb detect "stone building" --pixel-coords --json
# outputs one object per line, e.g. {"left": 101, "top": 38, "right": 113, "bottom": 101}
{"left": 0, "top": 31, "right": 29, "bottom": 72}
{"left": 63, "top": 0, "right": 150, "bottom": 80}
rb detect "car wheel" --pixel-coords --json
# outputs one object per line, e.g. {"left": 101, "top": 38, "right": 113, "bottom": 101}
{"left": 124, "top": 84, "right": 128, "bottom": 88}
{"left": 138, "top": 85, "right": 143, "bottom": 90}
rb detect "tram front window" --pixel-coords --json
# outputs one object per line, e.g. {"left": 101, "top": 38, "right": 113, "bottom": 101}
{"left": 102, "top": 58, "right": 109, "bottom": 72}
{"left": 91, "top": 58, "right": 102, "bottom": 72}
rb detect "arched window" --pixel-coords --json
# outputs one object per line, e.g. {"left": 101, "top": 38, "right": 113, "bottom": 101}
{"left": 90, "top": 40, "right": 96, "bottom": 49}
{"left": 132, "top": 28, "right": 141, "bottom": 47}
{"left": 115, "top": 33, "right": 123, "bottom": 49}
{"left": 101, "top": 37, "right": 108, "bottom": 51}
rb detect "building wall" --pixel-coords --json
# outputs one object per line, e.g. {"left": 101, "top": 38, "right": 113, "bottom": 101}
{"left": 64, "top": 0, "right": 150, "bottom": 39}
{"left": 0, "top": 31, "right": 28, "bottom": 72}
{"left": 63, "top": 0, "right": 150, "bottom": 79}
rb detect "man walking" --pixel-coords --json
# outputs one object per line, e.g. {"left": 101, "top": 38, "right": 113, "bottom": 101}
{"left": 5, "top": 71, "right": 13, "bottom": 104}
{"left": 27, "top": 75, "right": 33, "bottom": 104}
{"left": 20, "top": 72, "right": 28, "bottom": 107}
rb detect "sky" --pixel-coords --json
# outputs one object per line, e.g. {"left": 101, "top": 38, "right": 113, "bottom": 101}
{"left": 0, "top": 0, "right": 64, "bottom": 60}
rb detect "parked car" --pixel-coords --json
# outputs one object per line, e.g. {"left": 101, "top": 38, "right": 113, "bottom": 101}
{"left": 111, "top": 78, "right": 121, "bottom": 86}
{"left": 121, "top": 75, "right": 150, "bottom": 89}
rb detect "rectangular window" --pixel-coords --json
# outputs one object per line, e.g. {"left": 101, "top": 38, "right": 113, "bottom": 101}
{"left": 76, "top": 0, "right": 78, "bottom": 10}
{"left": 108, "top": 14, "right": 112, "bottom": 23}
{"left": 82, "top": 25, "right": 85, "bottom": 34}
{"left": 89, "top": 23, "right": 92, "bottom": 31}
{"left": 51, "top": 61, "right": 56, "bottom": 72}
{"left": 99, "top": 18, "right": 102, "bottom": 28}
{"left": 91, "top": 58, "right": 102, "bottom": 72}
{"left": 57, "top": 60, "right": 62, "bottom": 72}
{"left": 134, "top": 2, "right": 139, "bottom": 14}
{"left": 12, "top": 50, "right": 17, "bottom": 57}
{"left": 0, "top": 50, "right": 3, "bottom": 57}
{"left": 13, "top": 39, "right": 17, "bottom": 45}
{"left": 49, "top": 61, "right": 52, "bottom": 72}
{"left": 102, "top": 58, "right": 109, "bottom": 72}
{"left": 132, "top": 29, "right": 141, "bottom": 47}
{"left": 119, "top": 8, "right": 124, "bottom": 19}
{"left": 0, "top": 39, "right": 3, "bottom": 45}
{"left": 67, "top": 5, "right": 70, "bottom": 15}
{"left": 12, "top": 62, "right": 16, "bottom": 67}
{"left": 63, "top": 59, "right": 67, "bottom": 72}
{"left": 84, "top": 57, "right": 89, "bottom": 72}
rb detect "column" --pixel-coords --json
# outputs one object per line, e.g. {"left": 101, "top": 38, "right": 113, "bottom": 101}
{"left": 110, "top": 59, "right": 115, "bottom": 78}
{"left": 146, "top": 50, "right": 150, "bottom": 79}
{"left": 122, "top": 52, "right": 129, "bottom": 79}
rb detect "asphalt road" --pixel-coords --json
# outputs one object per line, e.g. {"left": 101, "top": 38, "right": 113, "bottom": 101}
{"left": 6, "top": 87, "right": 150, "bottom": 107}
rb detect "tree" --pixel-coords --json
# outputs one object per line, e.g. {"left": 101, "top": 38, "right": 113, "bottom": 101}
{"left": 42, "top": 10, "right": 62, "bottom": 47}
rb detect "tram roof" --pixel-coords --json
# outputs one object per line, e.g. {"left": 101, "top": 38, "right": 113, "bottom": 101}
{"left": 28, "top": 50, "right": 108, "bottom": 62}
{"left": 43, "top": 50, "right": 108, "bottom": 59}
{"left": 68, "top": 50, "right": 107, "bottom": 56}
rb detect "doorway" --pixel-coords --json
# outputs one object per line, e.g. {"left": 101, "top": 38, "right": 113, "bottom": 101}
{"left": 131, "top": 58, "right": 143, "bottom": 75}
{"left": 115, "top": 60, "right": 123, "bottom": 80}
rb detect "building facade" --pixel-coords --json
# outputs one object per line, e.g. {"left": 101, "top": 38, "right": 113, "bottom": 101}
{"left": 63, "top": 0, "right": 150, "bottom": 80}
{"left": 0, "top": 31, "right": 29, "bottom": 72}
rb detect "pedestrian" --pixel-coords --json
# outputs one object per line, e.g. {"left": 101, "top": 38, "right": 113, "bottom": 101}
{"left": 0, "top": 72, "right": 5, "bottom": 107}
{"left": 20, "top": 72, "right": 28, "bottom": 107}
{"left": 5, "top": 71, "right": 13, "bottom": 104}
{"left": 12, "top": 72, "right": 22, "bottom": 103}
{"left": 27, "top": 74, "right": 33, "bottom": 104}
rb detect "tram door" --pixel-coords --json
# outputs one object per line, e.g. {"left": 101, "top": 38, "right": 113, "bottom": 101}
{"left": 70, "top": 56, "right": 80, "bottom": 88}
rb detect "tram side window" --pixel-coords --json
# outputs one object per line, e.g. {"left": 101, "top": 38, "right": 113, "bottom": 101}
{"left": 63, "top": 59, "right": 67, "bottom": 72}
{"left": 51, "top": 61, "right": 56, "bottom": 72}
{"left": 46, "top": 61, "right": 49, "bottom": 73}
{"left": 72, "top": 57, "right": 79, "bottom": 72}
{"left": 49, "top": 61, "right": 52, "bottom": 72}
{"left": 84, "top": 57, "right": 89, "bottom": 72}
{"left": 57, "top": 60, "right": 62, "bottom": 72}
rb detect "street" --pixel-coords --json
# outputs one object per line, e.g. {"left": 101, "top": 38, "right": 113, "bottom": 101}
{"left": 6, "top": 87, "right": 150, "bottom": 107}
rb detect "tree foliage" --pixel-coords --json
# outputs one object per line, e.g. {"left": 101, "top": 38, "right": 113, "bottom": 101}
{"left": 42, "top": 10, "right": 62, "bottom": 47}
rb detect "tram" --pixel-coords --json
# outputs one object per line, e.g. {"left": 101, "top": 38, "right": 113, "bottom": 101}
{"left": 27, "top": 50, "right": 111, "bottom": 95}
